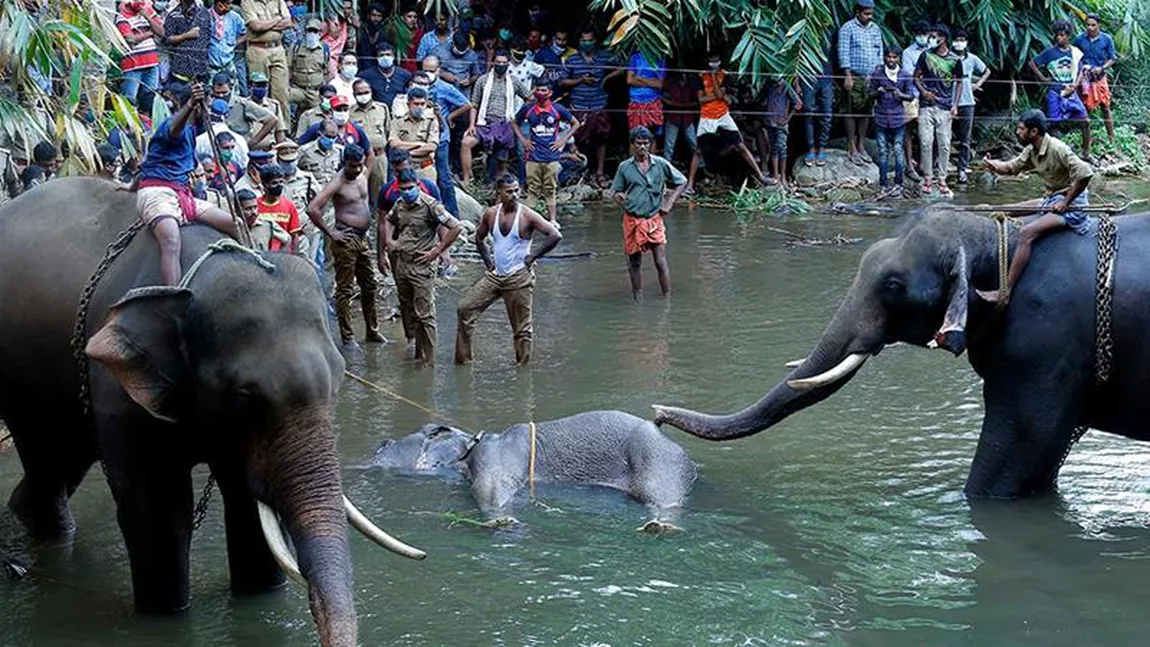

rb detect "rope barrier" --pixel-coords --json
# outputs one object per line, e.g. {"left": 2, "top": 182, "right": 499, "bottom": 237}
{"left": 343, "top": 369, "right": 449, "bottom": 419}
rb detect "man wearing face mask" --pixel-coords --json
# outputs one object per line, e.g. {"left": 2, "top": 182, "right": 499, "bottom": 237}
{"left": 439, "top": 32, "right": 483, "bottom": 90}
{"left": 381, "top": 167, "right": 463, "bottom": 364}
{"left": 206, "top": 131, "right": 244, "bottom": 191}
{"left": 295, "top": 84, "right": 338, "bottom": 139}
{"left": 253, "top": 162, "right": 301, "bottom": 252}
{"left": 299, "top": 118, "right": 345, "bottom": 184}
{"left": 516, "top": 78, "right": 579, "bottom": 225}
{"left": 534, "top": 29, "right": 573, "bottom": 101}
{"left": 208, "top": 0, "right": 246, "bottom": 85}
{"left": 461, "top": 50, "right": 530, "bottom": 187}
{"left": 952, "top": 29, "right": 990, "bottom": 185}
{"left": 561, "top": 29, "right": 623, "bottom": 185}
{"left": 234, "top": 148, "right": 273, "bottom": 197}
{"left": 415, "top": 63, "right": 471, "bottom": 220}
{"left": 508, "top": 43, "right": 545, "bottom": 108}
{"left": 275, "top": 140, "right": 324, "bottom": 265}
{"left": 298, "top": 96, "right": 374, "bottom": 173}
{"left": 332, "top": 52, "right": 360, "bottom": 105}
{"left": 197, "top": 93, "right": 256, "bottom": 168}
{"left": 900, "top": 20, "right": 932, "bottom": 182}
{"left": 416, "top": 12, "right": 453, "bottom": 62}
{"left": 350, "top": 78, "right": 391, "bottom": 206}
{"left": 241, "top": 0, "right": 293, "bottom": 116}
{"left": 913, "top": 23, "right": 962, "bottom": 197}
{"left": 359, "top": 43, "right": 413, "bottom": 107}
{"left": 389, "top": 86, "right": 440, "bottom": 181}
{"left": 288, "top": 18, "right": 329, "bottom": 118}
{"left": 247, "top": 71, "right": 287, "bottom": 147}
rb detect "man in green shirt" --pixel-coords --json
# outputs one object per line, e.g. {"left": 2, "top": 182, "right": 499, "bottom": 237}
{"left": 979, "top": 109, "right": 1094, "bottom": 304}
{"left": 610, "top": 126, "right": 688, "bottom": 300}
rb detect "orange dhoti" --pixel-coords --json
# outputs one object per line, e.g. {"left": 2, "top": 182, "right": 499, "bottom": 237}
{"left": 623, "top": 212, "right": 667, "bottom": 255}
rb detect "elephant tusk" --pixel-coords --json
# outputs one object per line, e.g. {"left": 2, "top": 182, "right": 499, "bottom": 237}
{"left": 784, "top": 357, "right": 807, "bottom": 368}
{"left": 257, "top": 501, "right": 307, "bottom": 587}
{"left": 786, "top": 353, "right": 869, "bottom": 390}
{"left": 343, "top": 495, "right": 427, "bottom": 560}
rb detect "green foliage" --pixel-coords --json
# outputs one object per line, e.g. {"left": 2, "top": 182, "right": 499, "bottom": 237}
{"left": 728, "top": 186, "right": 812, "bottom": 222}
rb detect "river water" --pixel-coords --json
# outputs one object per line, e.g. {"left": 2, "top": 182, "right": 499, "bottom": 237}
{"left": 3, "top": 185, "right": 1150, "bottom": 646}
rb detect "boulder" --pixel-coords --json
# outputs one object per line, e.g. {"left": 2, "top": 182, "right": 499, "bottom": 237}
{"left": 454, "top": 186, "right": 486, "bottom": 222}
{"left": 792, "top": 148, "right": 880, "bottom": 188}
{"left": 557, "top": 183, "right": 604, "bottom": 203}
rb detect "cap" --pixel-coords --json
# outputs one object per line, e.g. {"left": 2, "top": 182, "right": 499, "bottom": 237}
{"left": 306, "top": 18, "right": 322, "bottom": 31}
{"left": 210, "top": 98, "right": 230, "bottom": 115}
{"left": 856, "top": 0, "right": 875, "bottom": 7}
{"left": 249, "top": 71, "right": 269, "bottom": 84}
{"left": 329, "top": 94, "right": 350, "bottom": 109}
{"left": 248, "top": 149, "right": 274, "bottom": 162}
{"left": 275, "top": 141, "right": 300, "bottom": 161}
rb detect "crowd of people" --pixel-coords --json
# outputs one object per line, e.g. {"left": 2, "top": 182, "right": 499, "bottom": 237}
{"left": 1, "top": 1, "right": 1117, "bottom": 363}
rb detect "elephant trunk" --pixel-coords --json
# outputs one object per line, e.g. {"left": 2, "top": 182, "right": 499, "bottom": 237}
{"left": 654, "top": 294, "right": 876, "bottom": 440}
{"left": 256, "top": 405, "right": 357, "bottom": 647}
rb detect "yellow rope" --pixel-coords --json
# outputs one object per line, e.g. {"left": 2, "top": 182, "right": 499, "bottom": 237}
{"left": 528, "top": 422, "right": 537, "bottom": 501}
{"left": 343, "top": 370, "right": 446, "bottom": 419}
{"left": 992, "top": 212, "right": 1011, "bottom": 310}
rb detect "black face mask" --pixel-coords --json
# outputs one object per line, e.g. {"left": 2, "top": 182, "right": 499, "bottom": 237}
{"left": 266, "top": 184, "right": 284, "bottom": 197}
{"left": 494, "top": 63, "right": 509, "bottom": 74}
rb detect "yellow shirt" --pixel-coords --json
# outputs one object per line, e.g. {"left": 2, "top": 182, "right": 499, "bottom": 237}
{"left": 1000, "top": 134, "right": 1094, "bottom": 196}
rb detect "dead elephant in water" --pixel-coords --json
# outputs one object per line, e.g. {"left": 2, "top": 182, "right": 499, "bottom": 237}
{"left": 371, "top": 410, "right": 697, "bottom": 530}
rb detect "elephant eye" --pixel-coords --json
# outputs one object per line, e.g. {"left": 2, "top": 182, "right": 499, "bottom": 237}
{"left": 882, "top": 276, "right": 905, "bottom": 294}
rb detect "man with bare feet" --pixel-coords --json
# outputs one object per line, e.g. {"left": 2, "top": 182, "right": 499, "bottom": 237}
{"left": 306, "top": 143, "right": 386, "bottom": 347}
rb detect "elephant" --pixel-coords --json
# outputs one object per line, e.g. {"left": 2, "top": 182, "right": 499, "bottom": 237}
{"left": 371, "top": 410, "right": 698, "bottom": 526}
{"left": 0, "top": 178, "right": 422, "bottom": 647}
{"left": 654, "top": 208, "right": 1150, "bottom": 499}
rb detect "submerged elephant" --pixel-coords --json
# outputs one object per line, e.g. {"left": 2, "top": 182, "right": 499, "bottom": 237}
{"left": 372, "top": 410, "right": 697, "bottom": 524}
{"left": 0, "top": 179, "right": 422, "bottom": 646}
{"left": 655, "top": 209, "right": 1150, "bottom": 498}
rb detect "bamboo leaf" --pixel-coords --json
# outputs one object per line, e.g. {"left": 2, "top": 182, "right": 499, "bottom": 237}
{"left": 608, "top": 8, "right": 634, "bottom": 32}
{"left": 610, "top": 14, "right": 641, "bottom": 46}
{"left": 67, "top": 58, "right": 84, "bottom": 110}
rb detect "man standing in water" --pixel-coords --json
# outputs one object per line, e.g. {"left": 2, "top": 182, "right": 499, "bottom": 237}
{"left": 381, "top": 168, "right": 463, "bottom": 364}
{"left": 610, "top": 127, "right": 688, "bottom": 300}
{"left": 455, "top": 174, "right": 562, "bottom": 366}
{"left": 306, "top": 143, "right": 387, "bottom": 347}
{"left": 978, "top": 109, "right": 1093, "bottom": 305}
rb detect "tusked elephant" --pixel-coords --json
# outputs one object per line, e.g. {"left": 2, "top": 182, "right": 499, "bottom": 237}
{"left": 0, "top": 178, "right": 422, "bottom": 647}
{"left": 654, "top": 208, "right": 1150, "bottom": 499}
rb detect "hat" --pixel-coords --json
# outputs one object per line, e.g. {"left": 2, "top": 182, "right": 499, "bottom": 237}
{"left": 305, "top": 17, "right": 322, "bottom": 31}
{"left": 210, "top": 98, "right": 230, "bottom": 116}
{"left": 248, "top": 149, "right": 274, "bottom": 162}
{"left": 328, "top": 94, "right": 350, "bottom": 109}
{"left": 249, "top": 71, "right": 269, "bottom": 84}
{"left": 275, "top": 141, "right": 300, "bottom": 161}
{"left": 855, "top": 0, "right": 875, "bottom": 8}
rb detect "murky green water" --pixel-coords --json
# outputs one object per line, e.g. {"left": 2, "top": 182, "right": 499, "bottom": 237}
{"left": 4, "top": 182, "right": 1150, "bottom": 646}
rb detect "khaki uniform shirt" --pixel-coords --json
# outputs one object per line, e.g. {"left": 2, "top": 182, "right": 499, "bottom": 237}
{"left": 1000, "top": 134, "right": 1094, "bottom": 196}
{"left": 290, "top": 44, "right": 327, "bottom": 90}
{"left": 234, "top": 174, "right": 263, "bottom": 199}
{"left": 226, "top": 96, "right": 275, "bottom": 138}
{"left": 298, "top": 141, "right": 344, "bottom": 184}
{"left": 388, "top": 112, "right": 439, "bottom": 161}
{"left": 240, "top": 0, "right": 290, "bottom": 44}
{"left": 387, "top": 192, "right": 460, "bottom": 255}
{"left": 351, "top": 101, "right": 390, "bottom": 154}
{"left": 295, "top": 106, "right": 327, "bottom": 140}
{"left": 253, "top": 97, "right": 287, "bottom": 137}
{"left": 284, "top": 169, "right": 322, "bottom": 235}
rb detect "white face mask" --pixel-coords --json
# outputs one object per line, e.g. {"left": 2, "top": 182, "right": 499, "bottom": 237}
{"left": 914, "top": 35, "right": 929, "bottom": 47}
{"left": 304, "top": 33, "right": 320, "bottom": 48}
{"left": 355, "top": 92, "right": 372, "bottom": 106}
{"left": 332, "top": 111, "right": 349, "bottom": 125}
{"left": 379, "top": 55, "right": 394, "bottom": 69}
{"left": 952, "top": 40, "right": 967, "bottom": 52}
{"left": 928, "top": 37, "right": 940, "bottom": 49}
{"left": 340, "top": 64, "right": 357, "bottom": 79}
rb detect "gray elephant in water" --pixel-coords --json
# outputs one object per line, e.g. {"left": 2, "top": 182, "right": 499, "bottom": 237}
{"left": 372, "top": 410, "right": 697, "bottom": 528}
{"left": 655, "top": 208, "right": 1150, "bottom": 499}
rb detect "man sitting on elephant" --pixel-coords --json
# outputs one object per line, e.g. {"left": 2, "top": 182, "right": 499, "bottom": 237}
{"left": 979, "top": 109, "right": 1093, "bottom": 304}
{"left": 134, "top": 80, "right": 239, "bottom": 285}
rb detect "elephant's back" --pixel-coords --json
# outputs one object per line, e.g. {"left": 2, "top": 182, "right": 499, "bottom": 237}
{"left": 534, "top": 411, "right": 695, "bottom": 483}
{"left": 0, "top": 179, "right": 141, "bottom": 413}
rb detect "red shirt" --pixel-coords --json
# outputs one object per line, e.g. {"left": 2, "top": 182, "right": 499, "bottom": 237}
{"left": 116, "top": 9, "right": 160, "bottom": 72}
{"left": 257, "top": 197, "right": 300, "bottom": 252}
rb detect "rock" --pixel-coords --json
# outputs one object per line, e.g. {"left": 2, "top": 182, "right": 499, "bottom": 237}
{"left": 558, "top": 183, "right": 604, "bottom": 203}
{"left": 454, "top": 186, "right": 486, "bottom": 222}
{"left": 792, "top": 148, "right": 880, "bottom": 188}
{"left": 825, "top": 187, "right": 863, "bottom": 204}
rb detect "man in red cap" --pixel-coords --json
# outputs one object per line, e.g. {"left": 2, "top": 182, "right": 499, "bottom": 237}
{"left": 298, "top": 94, "right": 374, "bottom": 178}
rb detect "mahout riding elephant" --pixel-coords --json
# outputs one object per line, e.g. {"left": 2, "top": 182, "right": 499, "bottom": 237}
{"left": 655, "top": 209, "right": 1150, "bottom": 498}
{"left": 0, "top": 178, "right": 422, "bottom": 647}
{"left": 372, "top": 410, "right": 697, "bottom": 527}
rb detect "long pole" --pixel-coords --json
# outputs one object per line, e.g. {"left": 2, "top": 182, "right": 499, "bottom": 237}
{"left": 198, "top": 96, "right": 254, "bottom": 248}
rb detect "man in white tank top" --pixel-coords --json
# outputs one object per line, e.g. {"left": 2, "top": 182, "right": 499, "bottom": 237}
{"left": 455, "top": 174, "right": 562, "bottom": 365}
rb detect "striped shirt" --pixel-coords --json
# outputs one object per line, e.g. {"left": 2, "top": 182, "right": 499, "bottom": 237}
{"left": 116, "top": 10, "right": 160, "bottom": 72}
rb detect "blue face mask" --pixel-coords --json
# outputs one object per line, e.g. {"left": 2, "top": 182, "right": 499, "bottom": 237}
{"left": 400, "top": 186, "right": 420, "bottom": 203}
{"left": 410, "top": 107, "right": 424, "bottom": 119}
{"left": 318, "top": 136, "right": 335, "bottom": 151}
{"left": 251, "top": 87, "right": 268, "bottom": 102}
{"left": 289, "top": 5, "right": 306, "bottom": 20}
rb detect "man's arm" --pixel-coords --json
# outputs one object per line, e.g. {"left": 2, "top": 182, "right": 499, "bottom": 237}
{"left": 1056, "top": 175, "right": 1090, "bottom": 213}
{"left": 522, "top": 208, "right": 562, "bottom": 266}
{"left": 659, "top": 161, "right": 689, "bottom": 213}
{"left": 170, "top": 83, "right": 205, "bottom": 137}
{"left": 984, "top": 147, "right": 1032, "bottom": 176}
{"left": 249, "top": 110, "right": 278, "bottom": 147}
{"left": 377, "top": 212, "right": 394, "bottom": 274}
{"left": 1028, "top": 56, "right": 1049, "bottom": 83}
{"left": 306, "top": 177, "right": 344, "bottom": 239}
{"left": 421, "top": 206, "right": 461, "bottom": 262}
{"left": 474, "top": 208, "right": 494, "bottom": 270}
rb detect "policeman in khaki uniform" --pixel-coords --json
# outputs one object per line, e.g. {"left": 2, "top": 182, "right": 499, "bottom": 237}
{"left": 298, "top": 119, "right": 345, "bottom": 185}
{"left": 388, "top": 87, "right": 439, "bottom": 182}
{"left": 225, "top": 75, "right": 279, "bottom": 151}
{"left": 350, "top": 78, "right": 390, "bottom": 207}
{"left": 289, "top": 18, "right": 329, "bottom": 118}
{"left": 248, "top": 71, "right": 288, "bottom": 148}
{"left": 241, "top": 0, "right": 292, "bottom": 119}
{"left": 295, "top": 84, "right": 337, "bottom": 140}
{"left": 275, "top": 140, "right": 324, "bottom": 264}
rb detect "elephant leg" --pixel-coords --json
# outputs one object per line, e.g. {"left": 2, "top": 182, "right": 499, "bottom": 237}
{"left": 210, "top": 460, "right": 285, "bottom": 595}
{"left": 106, "top": 456, "right": 194, "bottom": 613}
{"left": 965, "top": 374, "right": 1085, "bottom": 499}
{"left": 5, "top": 409, "right": 95, "bottom": 539}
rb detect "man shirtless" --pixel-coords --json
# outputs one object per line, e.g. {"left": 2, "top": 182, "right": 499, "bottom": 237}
{"left": 455, "top": 174, "right": 562, "bottom": 365}
{"left": 306, "top": 143, "right": 386, "bottom": 347}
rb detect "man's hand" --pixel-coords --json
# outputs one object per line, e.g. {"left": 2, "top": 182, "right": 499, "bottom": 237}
{"left": 981, "top": 154, "right": 1000, "bottom": 173}
{"left": 465, "top": 126, "right": 477, "bottom": 138}
{"left": 523, "top": 253, "right": 536, "bottom": 268}
{"left": 377, "top": 256, "right": 390, "bottom": 276}
{"left": 794, "top": 100, "right": 803, "bottom": 112}
{"left": 190, "top": 82, "right": 205, "bottom": 104}
{"left": 922, "top": 90, "right": 936, "bottom": 103}
{"left": 950, "top": 105, "right": 957, "bottom": 117}
{"left": 522, "top": 139, "right": 535, "bottom": 154}
{"left": 843, "top": 74, "right": 854, "bottom": 92}
{"left": 1051, "top": 198, "right": 1070, "bottom": 214}
{"left": 612, "top": 192, "right": 626, "bottom": 206}
{"left": 331, "top": 228, "right": 351, "bottom": 243}
{"left": 549, "top": 138, "right": 566, "bottom": 152}
{"left": 417, "top": 249, "right": 439, "bottom": 264}
{"left": 186, "top": 26, "right": 201, "bottom": 39}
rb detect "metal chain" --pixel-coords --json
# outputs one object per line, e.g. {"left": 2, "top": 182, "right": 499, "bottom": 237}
{"left": 191, "top": 476, "right": 215, "bottom": 531}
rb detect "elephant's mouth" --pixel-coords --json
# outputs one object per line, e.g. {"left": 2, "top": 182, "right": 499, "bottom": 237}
{"left": 257, "top": 496, "right": 426, "bottom": 585}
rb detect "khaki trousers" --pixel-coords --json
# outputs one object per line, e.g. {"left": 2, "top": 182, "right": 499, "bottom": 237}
{"left": 288, "top": 85, "right": 321, "bottom": 114}
{"left": 368, "top": 154, "right": 388, "bottom": 209}
{"left": 455, "top": 267, "right": 535, "bottom": 365}
{"left": 525, "top": 161, "right": 560, "bottom": 213}
{"left": 394, "top": 255, "right": 438, "bottom": 362}
{"left": 246, "top": 45, "right": 290, "bottom": 123}
{"left": 332, "top": 233, "right": 380, "bottom": 343}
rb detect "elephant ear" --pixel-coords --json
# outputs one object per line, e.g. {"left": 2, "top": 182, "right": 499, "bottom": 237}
{"left": 931, "top": 245, "right": 969, "bottom": 356}
{"left": 85, "top": 286, "right": 194, "bottom": 423}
